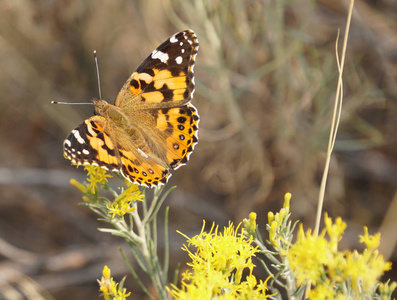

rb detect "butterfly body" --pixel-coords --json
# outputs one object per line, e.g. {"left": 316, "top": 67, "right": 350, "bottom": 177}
{"left": 63, "top": 30, "right": 199, "bottom": 187}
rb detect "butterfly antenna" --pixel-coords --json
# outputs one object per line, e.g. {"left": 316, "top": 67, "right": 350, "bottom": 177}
{"left": 52, "top": 51, "right": 102, "bottom": 105}
{"left": 94, "top": 50, "right": 102, "bottom": 99}
{"left": 51, "top": 101, "right": 94, "bottom": 105}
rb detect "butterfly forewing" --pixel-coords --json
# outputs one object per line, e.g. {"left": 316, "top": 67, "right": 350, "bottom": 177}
{"left": 114, "top": 30, "right": 199, "bottom": 109}
{"left": 64, "top": 117, "right": 119, "bottom": 170}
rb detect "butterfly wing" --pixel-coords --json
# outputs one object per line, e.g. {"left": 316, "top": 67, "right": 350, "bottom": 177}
{"left": 149, "top": 104, "right": 199, "bottom": 170}
{"left": 114, "top": 30, "right": 200, "bottom": 172}
{"left": 63, "top": 116, "right": 171, "bottom": 187}
{"left": 63, "top": 116, "right": 120, "bottom": 171}
{"left": 114, "top": 30, "right": 199, "bottom": 109}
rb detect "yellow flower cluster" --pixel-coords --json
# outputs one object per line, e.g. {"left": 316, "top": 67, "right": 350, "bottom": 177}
{"left": 268, "top": 193, "right": 291, "bottom": 255}
{"left": 98, "top": 265, "right": 131, "bottom": 300}
{"left": 168, "top": 222, "right": 273, "bottom": 299}
{"left": 70, "top": 166, "right": 144, "bottom": 218}
{"left": 70, "top": 165, "right": 112, "bottom": 196}
{"left": 287, "top": 213, "right": 393, "bottom": 298}
{"left": 86, "top": 165, "right": 112, "bottom": 192}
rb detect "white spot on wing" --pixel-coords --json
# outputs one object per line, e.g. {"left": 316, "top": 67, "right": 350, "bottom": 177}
{"left": 83, "top": 149, "right": 90, "bottom": 155}
{"left": 181, "top": 49, "right": 185, "bottom": 53}
{"left": 175, "top": 56, "right": 183, "bottom": 64}
{"left": 64, "top": 139, "right": 71, "bottom": 147}
{"left": 72, "top": 129, "right": 85, "bottom": 144}
{"left": 170, "top": 35, "right": 178, "bottom": 43}
{"left": 151, "top": 50, "right": 169, "bottom": 63}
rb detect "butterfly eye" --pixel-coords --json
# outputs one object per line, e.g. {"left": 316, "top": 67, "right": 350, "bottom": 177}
{"left": 93, "top": 100, "right": 108, "bottom": 115}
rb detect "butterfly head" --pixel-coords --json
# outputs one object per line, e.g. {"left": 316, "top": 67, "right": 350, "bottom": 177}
{"left": 93, "top": 99, "right": 110, "bottom": 115}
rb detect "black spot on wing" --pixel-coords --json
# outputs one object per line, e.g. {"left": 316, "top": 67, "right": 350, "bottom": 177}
{"left": 161, "top": 88, "right": 174, "bottom": 102}
{"left": 161, "top": 108, "right": 170, "bottom": 120}
{"left": 130, "top": 79, "right": 139, "bottom": 89}
{"left": 140, "top": 79, "right": 149, "bottom": 90}
{"left": 177, "top": 116, "right": 187, "bottom": 124}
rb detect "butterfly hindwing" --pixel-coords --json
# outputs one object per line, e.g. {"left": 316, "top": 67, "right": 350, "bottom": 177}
{"left": 63, "top": 116, "right": 171, "bottom": 187}
{"left": 151, "top": 103, "right": 199, "bottom": 170}
{"left": 118, "top": 148, "right": 170, "bottom": 187}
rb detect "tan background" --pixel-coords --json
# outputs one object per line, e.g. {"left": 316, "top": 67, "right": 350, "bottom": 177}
{"left": 0, "top": 0, "right": 396, "bottom": 298}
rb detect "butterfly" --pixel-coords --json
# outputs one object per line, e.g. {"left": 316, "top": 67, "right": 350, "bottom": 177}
{"left": 63, "top": 30, "right": 199, "bottom": 187}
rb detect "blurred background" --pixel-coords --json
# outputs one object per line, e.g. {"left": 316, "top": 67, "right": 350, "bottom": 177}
{"left": 0, "top": 0, "right": 396, "bottom": 299}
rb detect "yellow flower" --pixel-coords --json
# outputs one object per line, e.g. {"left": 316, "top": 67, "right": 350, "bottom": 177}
{"left": 283, "top": 192, "right": 291, "bottom": 211}
{"left": 308, "top": 282, "right": 336, "bottom": 300}
{"left": 378, "top": 281, "right": 397, "bottom": 298}
{"left": 70, "top": 166, "right": 112, "bottom": 195}
{"left": 243, "top": 212, "right": 257, "bottom": 235}
{"left": 267, "top": 192, "right": 290, "bottom": 227}
{"left": 115, "top": 183, "right": 144, "bottom": 203}
{"left": 102, "top": 265, "right": 111, "bottom": 278}
{"left": 268, "top": 221, "right": 278, "bottom": 247}
{"left": 168, "top": 221, "right": 272, "bottom": 299}
{"left": 287, "top": 224, "right": 333, "bottom": 286}
{"left": 335, "top": 226, "right": 391, "bottom": 295}
{"left": 70, "top": 178, "right": 90, "bottom": 194}
{"left": 256, "top": 275, "right": 273, "bottom": 295}
{"left": 359, "top": 226, "right": 380, "bottom": 250}
{"left": 107, "top": 202, "right": 136, "bottom": 218}
{"left": 324, "top": 213, "right": 346, "bottom": 253}
{"left": 343, "top": 248, "right": 391, "bottom": 295}
{"left": 266, "top": 193, "right": 293, "bottom": 255}
{"left": 85, "top": 165, "right": 112, "bottom": 193}
{"left": 267, "top": 211, "right": 274, "bottom": 224}
{"left": 98, "top": 265, "right": 131, "bottom": 300}
{"left": 107, "top": 183, "right": 143, "bottom": 218}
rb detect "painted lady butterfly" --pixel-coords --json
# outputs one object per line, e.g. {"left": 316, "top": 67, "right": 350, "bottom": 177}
{"left": 63, "top": 30, "right": 199, "bottom": 187}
